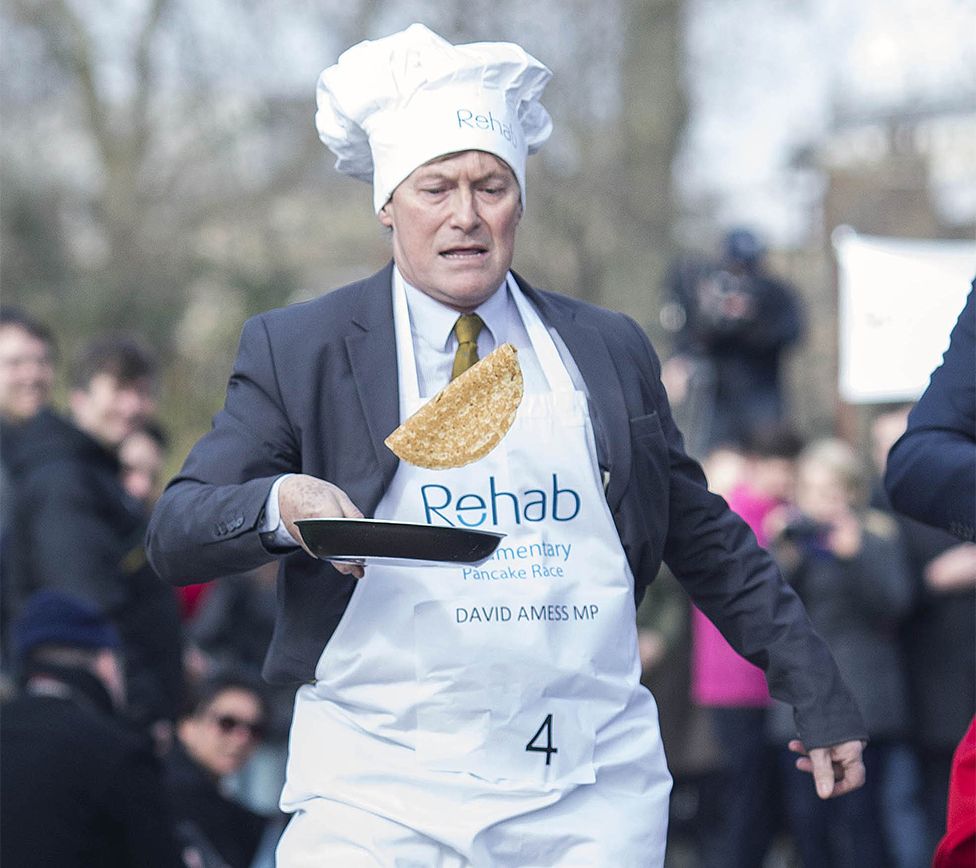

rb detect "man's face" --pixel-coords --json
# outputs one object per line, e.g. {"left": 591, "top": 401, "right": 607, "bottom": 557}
{"left": 0, "top": 325, "right": 54, "bottom": 422}
{"left": 119, "top": 431, "right": 165, "bottom": 506}
{"left": 796, "top": 461, "right": 850, "bottom": 523}
{"left": 379, "top": 150, "right": 522, "bottom": 312}
{"left": 70, "top": 373, "right": 156, "bottom": 450}
{"left": 179, "top": 687, "right": 265, "bottom": 779}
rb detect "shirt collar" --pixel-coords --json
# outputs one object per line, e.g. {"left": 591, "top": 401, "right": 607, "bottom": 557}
{"left": 397, "top": 266, "right": 509, "bottom": 352}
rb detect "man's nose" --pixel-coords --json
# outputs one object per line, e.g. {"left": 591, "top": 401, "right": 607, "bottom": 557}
{"left": 449, "top": 188, "right": 481, "bottom": 232}
{"left": 120, "top": 388, "right": 156, "bottom": 419}
{"left": 117, "top": 389, "right": 152, "bottom": 425}
{"left": 13, "top": 357, "right": 49, "bottom": 380}
{"left": 118, "top": 389, "right": 142, "bottom": 416}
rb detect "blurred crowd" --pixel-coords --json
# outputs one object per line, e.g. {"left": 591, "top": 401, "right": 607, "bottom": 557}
{"left": 640, "top": 419, "right": 976, "bottom": 867}
{"left": 0, "top": 307, "right": 288, "bottom": 867}
{"left": 0, "top": 230, "right": 972, "bottom": 868}
{"left": 642, "top": 231, "right": 975, "bottom": 867}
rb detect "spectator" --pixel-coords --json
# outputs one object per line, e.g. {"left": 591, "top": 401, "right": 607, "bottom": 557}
{"left": 120, "top": 419, "right": 170, "bottom": 507}
{"left": 871, "top": 405, "right": 975, "bottom": 862}
{"left": 770, "top": 438, "right": 914, "bottom": 866}
{"left": 120, "top": 420, "right": 186, "bottom": 748}
{"left": 0, "top": 589, "right": 183, "bottom": 867}
{"left": 166, "top": 671, "right": 275, "bottom": 868}
{"left": 189, "top": 561, "right": 295, "bottom": 815}
{"left": 6, "top": 335, "right": 183, "bottom": 731}
{"left": 884, "top": 284, "right": 976, "bottom": 868}
{"left": 692, "top": 427, "right": 803, "bottom": 868}
{"left": 662, "top": 229, "right": 805, "bottom": 454}
{"left": 0, "top": 307, "right": 57, "bottom": 670}
{"left": 0, "top": 306, "right": 56, "bottom": 426}
{"left": 9, "top": 334, "right": 158, "bottom": 600}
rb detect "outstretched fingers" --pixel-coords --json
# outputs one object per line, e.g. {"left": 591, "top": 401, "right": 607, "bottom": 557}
{"left": 789, "top": 738, "right": 866, "bottom": 800}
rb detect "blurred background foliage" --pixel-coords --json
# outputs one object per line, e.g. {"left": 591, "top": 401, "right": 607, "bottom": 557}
{"left": 1, "top": 0, "right": 973, "bottom": 464}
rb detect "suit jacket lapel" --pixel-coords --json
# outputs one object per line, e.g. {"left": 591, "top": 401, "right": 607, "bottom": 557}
{"left": 515, "top": 275, "right": 632, "bottom": 513}
{"left": 345, "top": 263, "right": 400, "bottom": 503}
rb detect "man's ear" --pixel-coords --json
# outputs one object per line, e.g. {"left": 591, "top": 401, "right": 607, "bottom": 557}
{"left": 378, "top": 202, "right": 394, "bottom": 229}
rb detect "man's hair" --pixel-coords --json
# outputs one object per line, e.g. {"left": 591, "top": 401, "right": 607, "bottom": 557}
{"left": 71, "top": 334, "right": 158, "bottom": 391}
{"left": 182, "top": 669, "right": 270, "bottom": 724}
{"left": 0, "top": 306, "right": 57, "bottom": 356}
{"left": 799, "top": 438, "right": 868, "bottom": 507}
{"left": 742, "top": 425, "right": 805, "bottom": 461}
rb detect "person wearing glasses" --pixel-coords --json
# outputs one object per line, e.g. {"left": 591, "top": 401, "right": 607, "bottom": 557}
{"left": 166, "top": 670, "right": 272, "bottom": 868}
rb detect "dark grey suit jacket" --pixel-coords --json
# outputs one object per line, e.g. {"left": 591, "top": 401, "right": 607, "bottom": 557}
{"left": 147, "top": 263, "right": 866, "bottom": 749}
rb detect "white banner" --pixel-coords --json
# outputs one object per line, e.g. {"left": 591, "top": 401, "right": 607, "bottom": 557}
{"left": 834, "top": 228, "right": 975, "bottom": 403}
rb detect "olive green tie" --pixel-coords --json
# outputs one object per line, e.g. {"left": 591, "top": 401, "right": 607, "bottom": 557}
{"left": 451, "top": 314, "right": 484, "bottom": 381}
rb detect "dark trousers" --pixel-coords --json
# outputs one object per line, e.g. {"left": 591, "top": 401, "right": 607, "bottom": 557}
{"left": 779, "top": 741, "right": 891, "bottom": 868}
{"left": 697, "top": 707, "right": 778, "bottom": 868}
{"left": 918, "top": 746, "right": 954, "bottom": 859}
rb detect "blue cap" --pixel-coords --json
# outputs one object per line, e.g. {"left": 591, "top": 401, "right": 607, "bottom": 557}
{"left": 13, "top": 590, "right": 121, "bottom": 662}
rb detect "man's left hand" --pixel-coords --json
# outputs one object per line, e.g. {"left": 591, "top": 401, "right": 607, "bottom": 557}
{"left": 789, "top": 738, "right": 866, "bottom": 799}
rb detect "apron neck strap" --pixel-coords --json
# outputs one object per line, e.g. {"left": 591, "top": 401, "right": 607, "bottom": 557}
{"left": 506, "top": 274, "right": 574, "bottom": 392}
{"left": 392, "top": 267, "right": 422, "bottom": 407}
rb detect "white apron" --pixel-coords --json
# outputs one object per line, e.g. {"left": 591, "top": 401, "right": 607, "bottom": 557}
{"left": 278, "top": 277, "right": 671, "bottom": 867}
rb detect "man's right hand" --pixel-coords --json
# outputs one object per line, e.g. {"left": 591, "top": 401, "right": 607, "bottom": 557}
{"left": 278, "top": 474, "right": 365, "bottom": 578}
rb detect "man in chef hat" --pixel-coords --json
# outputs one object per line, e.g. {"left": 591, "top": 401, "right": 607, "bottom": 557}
{"left": 148, "top": 24, "right": 866, "bottom": 866}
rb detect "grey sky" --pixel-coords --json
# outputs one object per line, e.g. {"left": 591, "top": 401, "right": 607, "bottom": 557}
{"left": 678, "top": 0, "right": 976, "bottom": 244}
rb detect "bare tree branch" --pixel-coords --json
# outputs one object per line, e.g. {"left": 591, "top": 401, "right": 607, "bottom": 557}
{"left": 11, "top": 0, "right": 113, "bottom": 165}
{"left": 131, "top": 0, "right": 173, "bottom": 160}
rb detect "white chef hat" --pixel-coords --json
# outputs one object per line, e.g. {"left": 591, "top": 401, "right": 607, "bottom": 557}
{"left": 315, "top": 23, "right": 552, "bottom": 213}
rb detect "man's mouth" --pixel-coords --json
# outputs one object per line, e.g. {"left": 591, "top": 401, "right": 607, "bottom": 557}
{"left": 439, "top": 245, "right": 488, "bottom": 260}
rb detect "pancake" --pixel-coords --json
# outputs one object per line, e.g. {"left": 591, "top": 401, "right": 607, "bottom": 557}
{"left": 385, "top": 343, "right": 523, "bottom": 469}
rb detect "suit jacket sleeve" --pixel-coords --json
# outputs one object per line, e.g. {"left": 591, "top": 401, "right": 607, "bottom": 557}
{"left": 146, "top": 314, "right": 300, "bottom": 584}
{"left": 622, "top": 317, "right": 866, "bottom": 749}
{"left": 886, "top": 284, "right": 976, "bottom": 542}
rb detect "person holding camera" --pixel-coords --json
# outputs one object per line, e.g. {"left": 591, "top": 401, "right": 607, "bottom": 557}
{"left": 660, "top": 229, "right": 805, "bottom": 455}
